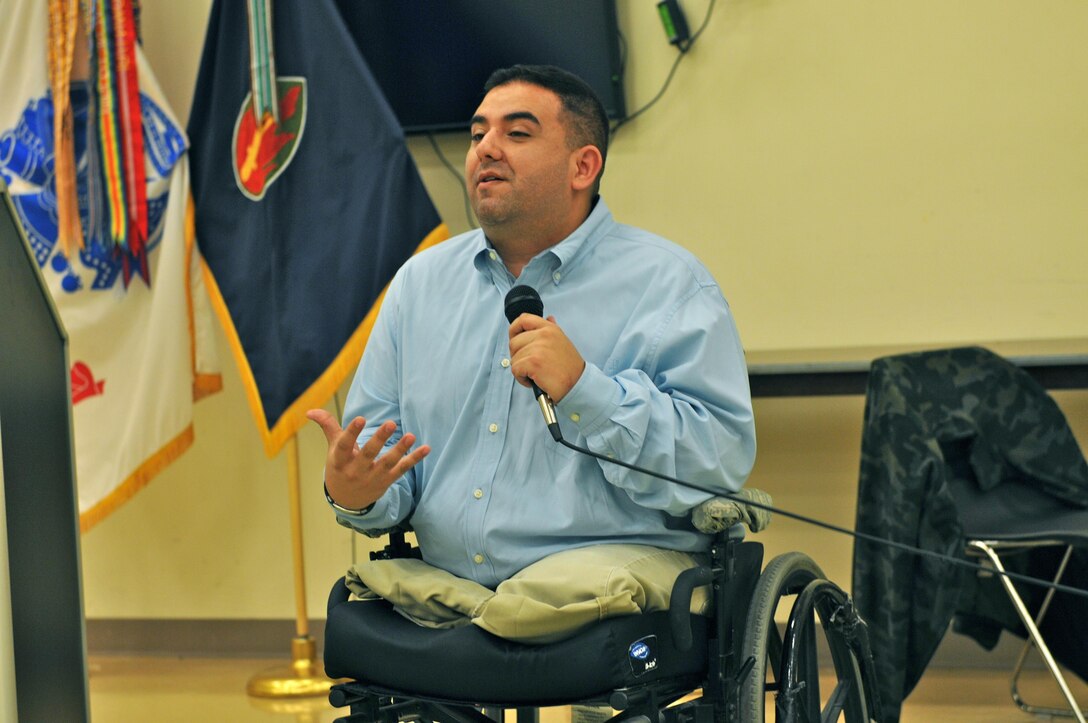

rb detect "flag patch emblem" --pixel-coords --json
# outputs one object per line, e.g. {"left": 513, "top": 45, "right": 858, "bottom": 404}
{"left": 231, "top": 77, "right": 307, "bottom": 200}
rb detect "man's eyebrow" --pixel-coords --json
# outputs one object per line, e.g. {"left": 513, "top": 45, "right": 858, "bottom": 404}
{"left": 469, "top": 111, "right": 542, "bottom": 127}
{"left": 503, "top": 111, "right": 541, "bottom": 126}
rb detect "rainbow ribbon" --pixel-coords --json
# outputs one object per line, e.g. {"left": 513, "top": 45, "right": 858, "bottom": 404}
{"left": 91, "top": 0, "right": 149, "bottom": 286}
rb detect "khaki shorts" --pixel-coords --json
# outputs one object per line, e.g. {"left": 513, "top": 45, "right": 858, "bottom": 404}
{"left": 345, "top": 543, "right": 708, "bottom": 644}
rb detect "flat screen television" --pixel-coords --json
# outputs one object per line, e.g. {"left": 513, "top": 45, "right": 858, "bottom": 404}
{"left": 336, "top": 1, "right": 626, "bottom": 134}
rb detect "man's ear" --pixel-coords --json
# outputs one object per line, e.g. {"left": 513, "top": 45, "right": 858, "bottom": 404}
{"left": 570, "top": 145, "right": 604, "bottom": 192}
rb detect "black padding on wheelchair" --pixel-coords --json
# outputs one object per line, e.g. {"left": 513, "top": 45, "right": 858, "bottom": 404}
{"left": 324, "top": 577, "right": 708, "bottom": 705}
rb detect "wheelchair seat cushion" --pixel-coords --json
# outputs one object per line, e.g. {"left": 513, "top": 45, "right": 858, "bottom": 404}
{"left": 324, "top": 578, "right": 708, "bottom": 705}
{"left": 346, "top": 544, "right": 708, "bottom": 645}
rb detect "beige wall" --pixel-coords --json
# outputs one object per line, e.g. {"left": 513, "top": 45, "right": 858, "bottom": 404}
{"left": 79, "top": 1, "right": 1088, "bottom": 621}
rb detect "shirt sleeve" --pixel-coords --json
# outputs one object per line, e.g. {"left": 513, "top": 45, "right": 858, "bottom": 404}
{"left": 329, "top": 272, "right": 418, "bottom": 531}
{"left": 555, "top": 283, "right": 756, "bottom": 516}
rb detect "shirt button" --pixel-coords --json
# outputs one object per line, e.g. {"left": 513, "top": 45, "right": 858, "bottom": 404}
{"left": 489, "top": 251, "right": 498, "bottom": 261}
{"left": 500, "top": 358, "right": 511, "bottom": 368}
{"left": 553, "top": 271, "right": 562, "bottom": 282}
{"left": 474, "top": 554, "right": 484, "bottom": 564}
{"left": 488, "top": 423, "right": 499, "bottom": 433}
{"left": 569, "top": 413, "right": 581, "bottom": 423}
{"left": 473, "top": 488, "right": 484, "bottom": 499}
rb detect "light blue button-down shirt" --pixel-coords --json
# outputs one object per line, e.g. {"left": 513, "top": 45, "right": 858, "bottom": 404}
{"left": 336, "top": 199, "right": 756, "bottom": 588}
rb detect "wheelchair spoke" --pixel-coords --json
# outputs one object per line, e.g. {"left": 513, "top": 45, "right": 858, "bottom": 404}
{"left": 768, "top": 627, "right": 783, "bottom": 677}
{"left": 821, "top": 679, "right": 852, "bottom": 723}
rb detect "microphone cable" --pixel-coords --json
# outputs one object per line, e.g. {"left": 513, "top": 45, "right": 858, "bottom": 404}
{"left": 502, "top": 282, "right": 1088, "bottom": 602}
{"left": 554, "top": 433, "right": 1088, "bottom": 602}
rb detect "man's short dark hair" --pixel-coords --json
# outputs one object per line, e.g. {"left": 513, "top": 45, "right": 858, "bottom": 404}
{"left": 484, "top": 65, "right": 609, "bottom": 185}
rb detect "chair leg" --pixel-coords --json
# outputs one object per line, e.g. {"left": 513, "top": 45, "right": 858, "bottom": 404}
{"left": 478, "top": 707, "right": 540, "bottom": 723}
{"left": 967, "top": 541, "right": 1086, "bottom": 723}
{"left": 1009, "top": 545, "right": 1081, "bottom": 718}
{"left": 515, "top": 708, "right": 540, "bottom": 723}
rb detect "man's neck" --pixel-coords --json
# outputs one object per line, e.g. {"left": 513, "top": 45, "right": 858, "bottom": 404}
{"left": 486, "top": 198, "right": 595, "bottom": 278}
{"left": 490, "top": 236, "right": 549, "bottom": 278}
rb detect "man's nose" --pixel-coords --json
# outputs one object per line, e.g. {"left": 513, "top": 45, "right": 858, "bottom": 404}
{"left": 475, "top": 130, "right": 502, "bottom": 160}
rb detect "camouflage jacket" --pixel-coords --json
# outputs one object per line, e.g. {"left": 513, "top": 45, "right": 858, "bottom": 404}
{"left": 851, "top": 346, "right": 1088, "bottom": 722}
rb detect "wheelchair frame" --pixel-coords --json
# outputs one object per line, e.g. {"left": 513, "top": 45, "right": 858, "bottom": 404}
{"left": 327, "top": 527, "right": 883, "bottom": 723}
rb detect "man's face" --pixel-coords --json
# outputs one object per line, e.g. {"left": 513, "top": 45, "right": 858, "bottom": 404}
{"left": 465, "top": 82, "right": 576, "bottom": 235}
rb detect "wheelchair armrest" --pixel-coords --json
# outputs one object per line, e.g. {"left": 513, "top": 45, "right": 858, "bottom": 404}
{"left": 669, "top": 565, "right": 714, "bottom": 651}
{"left": 692, "top": 488, "right": 773, "bottom": 534}
{"left": 370, "top": 529, "right": 422, "bottom": 561}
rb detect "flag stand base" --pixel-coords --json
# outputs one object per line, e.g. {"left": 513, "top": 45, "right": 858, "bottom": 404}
{"left": 246, "top": 635, "right": 337, "bottom": 698}
{"left": 246, "top": 436, "right": 342, "bottom": 699}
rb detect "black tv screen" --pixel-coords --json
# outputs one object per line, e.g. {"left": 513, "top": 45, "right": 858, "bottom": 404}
{"left": 335, "top": 1, "right": 626, "bottom": 134}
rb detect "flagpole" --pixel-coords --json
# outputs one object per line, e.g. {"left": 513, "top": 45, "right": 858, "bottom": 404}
{"left": 247, "top": 434, "right": 337, "bottom": 698}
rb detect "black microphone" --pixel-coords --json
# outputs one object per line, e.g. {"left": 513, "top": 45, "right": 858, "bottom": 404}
{"left": 504, "top": 285, "right": 563, "bottom": 442}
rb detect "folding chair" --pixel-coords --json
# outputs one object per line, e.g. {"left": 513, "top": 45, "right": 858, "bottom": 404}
{"left": 854, "top": 346, "right": 1088, "bottom": 722}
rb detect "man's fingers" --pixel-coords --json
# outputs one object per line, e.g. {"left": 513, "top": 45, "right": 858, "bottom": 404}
{"left": 306, "top": 409, "right": 343, "bottom": 442}
{"left": 340, "top": 417, "right": 367, "bottom": 448}
{"left": 325, "top": 417, "right": 366, "bottom": 466}
{"left": 389, "top": 443, "right": 431, "bottom": 478}
{"left": 357, "top": 420, "right": 399, "bottom": 460}
{"left": 380, "top": 432, "right": 425, "bottom": 471}
{"left": 508, "top": 312, "right": 548, "bottom": 340}
{"left": 313, "top": 411, "right": 428, "bottom": 476}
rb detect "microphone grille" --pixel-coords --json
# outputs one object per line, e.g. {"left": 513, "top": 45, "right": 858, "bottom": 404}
{"left": 504, "top": 285, "right": 543, "bottom": 322}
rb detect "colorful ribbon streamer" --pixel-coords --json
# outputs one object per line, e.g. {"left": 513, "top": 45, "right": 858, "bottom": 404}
{"left": 91, "top": 0, "right": 149, "bottom": 286}
{"left": 47, "top": 0, "right": 85, "bottom": 259}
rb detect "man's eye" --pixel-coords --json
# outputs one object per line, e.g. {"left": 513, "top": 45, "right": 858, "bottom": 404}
{"left": 470, "top": 132, "right": 484, "bottom": 142}
{"left": 509, "top": 131, "right": 529, "bottom": 138}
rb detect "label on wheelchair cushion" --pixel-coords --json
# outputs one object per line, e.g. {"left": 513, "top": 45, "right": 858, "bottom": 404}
{"left": 627, "top": 636, "right": 659, "bottom": 677}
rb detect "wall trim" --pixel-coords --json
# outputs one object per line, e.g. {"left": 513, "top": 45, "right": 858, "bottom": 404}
{"left": 86, "top": 617, "right": 1042, "bottom": 672}
{"left": 87, "top": 618, "right": 328, "bottom": 658}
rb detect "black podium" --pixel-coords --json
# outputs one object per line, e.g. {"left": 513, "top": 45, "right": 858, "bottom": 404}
{"left": 0, "top": 183, "right": 90, "bottom": 720}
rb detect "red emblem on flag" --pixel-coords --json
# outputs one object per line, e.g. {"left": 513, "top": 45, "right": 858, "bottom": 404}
{"left": 71, "top": 361, "right": 106, "bottom": 404}
{"left": 232, "top": 77, "right": 307, "bottom": 200}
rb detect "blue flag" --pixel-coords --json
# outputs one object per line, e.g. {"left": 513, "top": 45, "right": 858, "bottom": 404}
{"left": 188, "top": 0, "right": 448, "bottom": 456}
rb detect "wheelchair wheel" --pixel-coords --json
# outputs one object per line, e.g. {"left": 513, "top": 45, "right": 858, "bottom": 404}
{"left": 737, "top": 552, "right": 871, "bottom": 723}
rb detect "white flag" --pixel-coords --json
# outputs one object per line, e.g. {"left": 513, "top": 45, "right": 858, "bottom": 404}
{"left": 0, "top": 1, "right": 221, "bottom": 531}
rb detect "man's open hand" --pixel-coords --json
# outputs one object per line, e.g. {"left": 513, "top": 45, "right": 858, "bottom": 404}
{"left": 307, "top": 410, "right": 430, "bottom": 511}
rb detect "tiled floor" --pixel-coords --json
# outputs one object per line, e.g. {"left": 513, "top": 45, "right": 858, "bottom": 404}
{"left": 85, "top": 655, "right": 1088, "bottom": 722}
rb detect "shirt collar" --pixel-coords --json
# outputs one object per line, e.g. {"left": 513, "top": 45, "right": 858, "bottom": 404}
{"left": 472, "top": 234, "right": 504, "bottom": 276}
{"left": 471, "top": 197, "right": 615, "bottom": 286}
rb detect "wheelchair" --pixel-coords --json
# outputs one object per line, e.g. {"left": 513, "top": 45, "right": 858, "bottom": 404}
{"left": 323, "top": 500, "right": 884, "bottom": 723}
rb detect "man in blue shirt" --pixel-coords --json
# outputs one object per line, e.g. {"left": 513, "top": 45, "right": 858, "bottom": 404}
{"left": 308, "top": 65, "right": 755, "bottom": 641}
